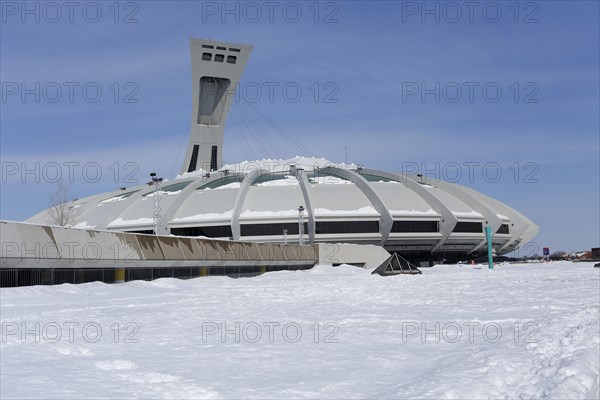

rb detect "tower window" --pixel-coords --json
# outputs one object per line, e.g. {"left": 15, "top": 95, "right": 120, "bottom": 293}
{"left": 210, "top": 146, "right": 218, "bottom": 171}
{"left": 202, "top": 52, "right": 212, "bottom": 61}
{"left": 197, "top": 77, "right": 231, "bottom": 125}
{"left": 214, "top": 54, "right": 224, "bottom": 62}
{"left": 227, "top": 56, "right": 237, "bottom": 64}
{"left": 187, "top": 145, "right": 199, "bottom": 172}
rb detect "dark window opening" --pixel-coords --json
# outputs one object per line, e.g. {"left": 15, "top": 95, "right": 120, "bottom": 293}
{"left": 241, "top": 223, "right": 308, "bottom": 237}
{"left": 315, "top": 221, "right": 379, "bottom": 234}
{"left": 210, "top": 146, "right": 218, "bottom": 171}
{"left": 125, "top": 230, "right": 154, "bottom": 235}
{"left": 214, "top": 54, "right": 224, "bottom": 62}
{"left": 202, "top": 52, "right": 212, "bottom": 61}
{"left": 216, "top": 46, "right": 226, "bottom": 50}
{"left": 229, "top": 48, "right": 241, "bottom": 52}
{"left": 187, "top": 145, "right": 199, "bottom": 172}
{"left": 453, "top": 222, "right": 483, "bottom": 233}
{"left": 197, "top": 76, "right": 231, "bottom": 125}
{"left": 391, "top": 220, "right": 439, "bottom": 233}
{"left": 161, "top": 180, "right": 192, "bottom": 193}
{"left": 171, "top": 225, "right": 232, "bottom": 238}
{"left": 496, "top": 224, "right": 510, "bottom": 234}
{"left": 226, "top": 55, "right": 237, "bottom": 64}
{"left": 202, "top": 44, "right": 214, "bottom": 49}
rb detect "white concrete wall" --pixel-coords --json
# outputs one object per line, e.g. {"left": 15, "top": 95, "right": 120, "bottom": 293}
{"left": 0, "top": 221, "right": 318, "bottom": 269}
{"left": 318, "top": 243, "right": 390, "bottom": 269}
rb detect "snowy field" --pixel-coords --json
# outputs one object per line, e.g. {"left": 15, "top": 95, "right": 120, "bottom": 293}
{"left": 1, "top": 262, "right": 599, "bottom": 399}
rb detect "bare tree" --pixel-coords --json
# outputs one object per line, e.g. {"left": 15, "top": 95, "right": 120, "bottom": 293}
{"left": 47, "top": 180, "right": 80, "bottom": 227}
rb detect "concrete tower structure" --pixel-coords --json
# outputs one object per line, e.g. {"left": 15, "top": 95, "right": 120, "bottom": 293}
{"left": 181, "top": 38, "right": 253, "bottom": 174}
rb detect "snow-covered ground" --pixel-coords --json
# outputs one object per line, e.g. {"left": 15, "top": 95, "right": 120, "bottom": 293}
{"left": 1, "top": 262, "right": 599, "bottom": 399}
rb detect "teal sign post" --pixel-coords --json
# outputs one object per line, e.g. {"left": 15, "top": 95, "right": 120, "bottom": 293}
{"left": 485, "top": 226, "right": 494, "bottom": 270}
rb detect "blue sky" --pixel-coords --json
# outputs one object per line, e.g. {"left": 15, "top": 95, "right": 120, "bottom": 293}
{"left": 1, "top": 1, "right": 598, "bottom": 254}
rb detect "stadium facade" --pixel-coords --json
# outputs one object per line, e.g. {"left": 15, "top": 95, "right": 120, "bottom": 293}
{"left": 27, "top": 38, "right": 538, "bottom": 264}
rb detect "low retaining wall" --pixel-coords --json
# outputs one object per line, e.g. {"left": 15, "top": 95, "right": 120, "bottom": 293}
{"left": 0, "top": 221, "right": 318, "bottom": 287}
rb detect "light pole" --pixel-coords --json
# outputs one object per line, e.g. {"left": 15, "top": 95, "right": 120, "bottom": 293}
{"left": 148, "top": 172, "right": 163, "bottom": 235}
{"left": 298, "top": 205, "right": 305, "bottom": 245}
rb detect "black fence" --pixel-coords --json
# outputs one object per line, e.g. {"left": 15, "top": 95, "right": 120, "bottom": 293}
{"left": 0, "top": 264, "right": 314, "bottom": 288}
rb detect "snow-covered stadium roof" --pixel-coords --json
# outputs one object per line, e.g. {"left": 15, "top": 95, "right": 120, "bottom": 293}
{"left": 28, "top": 156, "right": 538, "bottom": 255}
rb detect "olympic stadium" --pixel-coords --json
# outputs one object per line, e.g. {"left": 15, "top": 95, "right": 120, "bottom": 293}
{"left": 26, "top": 38, "right": 538, "bottom": 265}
